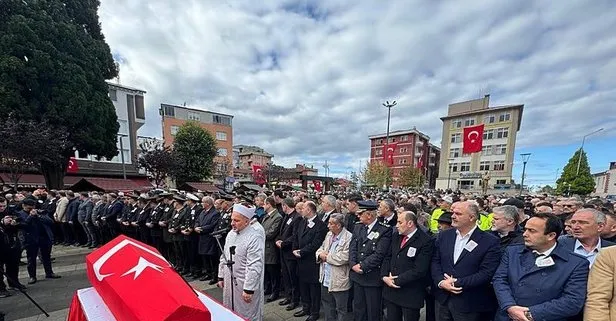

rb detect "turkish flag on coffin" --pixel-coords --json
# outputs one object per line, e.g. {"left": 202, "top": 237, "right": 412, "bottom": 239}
{"left": 463, "top": 124, "right": 485, "bottom": 154}
{"left": 85, "top": 235, "right": 211, "bottom": 321}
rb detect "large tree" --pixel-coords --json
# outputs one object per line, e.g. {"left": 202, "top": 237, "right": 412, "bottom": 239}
{"left": 362, "top": 161, "right": 392, "bottom": 189}
{"left": 556, "top": 149, "right": 595, "bottom": 196}
{"left": 171, "top": 122, "right": 218, "bottom": 186}
{"left": 398, "top": 167, "right": 425, "bottom": 189}
{"left": 137, "top": 144, "right": 175, "bottom": 188}
{"left": 0, "top": 0, "right": 119, "bottom": 189}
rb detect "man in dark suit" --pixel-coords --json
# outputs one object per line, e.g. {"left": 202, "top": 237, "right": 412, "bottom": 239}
{"left": 195, "top": 196, "right": 220, "bottom": 284}
{"left": 262, "top": 196, "right": 283, "bottom": 302}
{"left": 382, "top": 210, "right": 434, "bottom": 321}
{"left": 101, "top": 193, "right": 123, "bottom": 243}
{"left": 377, "top": 199, "right": 397, "bottom": 227}
{"left": 559, "top": 208, "right": 615, "bottom": 267}
{"left": 492, "top": 213, "right": 590, "bottom": 321}
{"left": 319, "top": 195, "right": 337, "bottom": 223}
{"left": 349, "top": 200, "right": 392, "bottom": 321}
{"left": 182, "top": 193, "right": 203, "bottom": 278}
{"left": 276, "top": 197, "right": 303, "bottom": 310}
{"left": 292, "top": 201, "right": 328, "bottom": 321}
{"left": 431, "top": 201, "right": 500, "bottom": 321}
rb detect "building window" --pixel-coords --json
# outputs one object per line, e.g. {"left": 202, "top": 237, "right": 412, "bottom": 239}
{"left": 216, "top": 131, "right": 227, "bottom": 141}
{"left": 134, "top": 95, "right": 145, "bottom": 120}
{"left": 217, "top": 148, "right": 228, "bottom": 157}
{"left": 449, "top": 148, "right": 460, "bottom": 158}
{"left": 496, "top": 127, "right": 509, "bottom": 139}
{"left": 480, "top": 161, "right": 490, "bottom": 171}
{"left": 499, "top": 113, "right": 511, "bottom": 122}
{"left": 376, "top": 149, "right": 382, "bottom": 156}
{"left": 213, "top": 115, "right": 232, "bottom": 125}
{"left": 377, "top": 139, "right": 383, "bottom": 145}
{"left": 451, "top": 120, "right": 462, "bottom": 129}
{"left": 460, "top": 162, "right": 470, "bottom": 172}
{"left": 494, "top": 161, "right": 505, "bottom": 171}
{"left": 401, "top": 135, "right": 408, "bottom": 141}
{"left": 494, "top": 144, "right": 507, "bottom": 155}
{"left": 496, "top": 179, "right": 507, "bottom": 185}
{"left": 400, "top": 147, "right": 408, "bottom": 153}
{"left": 162, "top": 105, "right": 175, "bottom": 117}
{"left": 464, "top": 118, "right": 475, "bottom": 127}
{"left": 484, "top": 114, "right": 495, "bottom": 124}
{"left": 482, "top": 145, "right": 492, "bottom": 156}
{"left": 388, "top": 137, "right": 396, "bottom": 143}
{"left": 451, "top": 163, "right": 459, "bottom": 172}
{"left": 187, "top": 111, "right": 201, "bottom": 121}
{"left": 170, "top": 125, "right": 179, "bottom": 136}
{"left": 450, "top": 133, "right": 461, "bottom": 143}
{"left": 109, "top": 89, "right": 117, "bottom": 101}
{"left": 398, "top": 159, "right": 407, "bottom": 165}
{"left": 483, "top": 129, "right": 494, "bottom": 140}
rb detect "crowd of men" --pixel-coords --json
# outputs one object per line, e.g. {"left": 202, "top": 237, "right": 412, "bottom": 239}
{"left": 2, "top": 187, "right": 616, "bottom": 321}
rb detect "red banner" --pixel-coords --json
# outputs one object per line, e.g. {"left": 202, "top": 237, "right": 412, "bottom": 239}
{"left": 463, "top": 124, "right": 484, "bottom": 154}
{"left": 67, "top": 157, "right": 79, "bottom": 173}
{"left": 313, "top": 180, "right": 322, "bottom": 192}
{"left": 416, "top": 151, "right": 424, "bottom": 168}
{"left": 252, "top": 165, "right": 266, "bottom": 185}
{"left": 85, "top": 235, "right": 211, "bottom": 321}
{"left": 382, "top": 143, "right": 397, "bottom": 166}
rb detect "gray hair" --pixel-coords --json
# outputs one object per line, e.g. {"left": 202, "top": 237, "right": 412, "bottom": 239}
{"left": 576, "top": 208, "right": 606, "bottom": 224}
{"left": 381, "top": 199, "right": 396, "bottom": 212}
{"left": 329, "top": 213, "right": 345, "bottom": 228}
{"left": 465, "top": 202, "right": 480, "bottom": 220}
{"left": 202, "top": 196, "right": 214, "bottom": 206}
{"left": 323, "top": 195, "right": 337, "bottom": 209}
{"left": 493, "top": 205, "right": 520, "bottom": 225}
{"left": 256, "top": 193, "right": 267, "bottom": 201}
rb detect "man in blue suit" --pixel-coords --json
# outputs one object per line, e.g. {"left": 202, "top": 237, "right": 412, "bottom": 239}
{"left": 431, "top": 201, "right": 501, "bottom": 321}
{"left": 558, "top": 208, "right": 615, "bottom": 267}
{"left": 492, "top": 213, "right": 589, "bottom": 321}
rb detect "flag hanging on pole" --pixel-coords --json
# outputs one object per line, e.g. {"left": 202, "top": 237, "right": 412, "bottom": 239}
{"left": 463, "top": 124, "right": 485, "bottom": 154}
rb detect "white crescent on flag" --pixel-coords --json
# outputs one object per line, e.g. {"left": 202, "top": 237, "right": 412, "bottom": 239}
{"left": 468, "top": 130, "right": 479, "bottom": 143}
{"left": 93, "top": 239, "right": 170, "bottom": 281}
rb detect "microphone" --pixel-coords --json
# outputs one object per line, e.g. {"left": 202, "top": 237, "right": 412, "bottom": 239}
{"left": 230, "top": 246, "right": 236, "bottom": 255}
{"left": 210, "top": 227, "right": 231, "bottom": 237}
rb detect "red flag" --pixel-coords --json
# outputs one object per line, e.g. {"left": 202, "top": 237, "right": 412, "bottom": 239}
{"left": 85, "top": 235, "right": 211, "bottom": 321}
{"left": 252, "top": 165, "right": 266, "bottom": 185}
{"left": 463, "top": 124, "right": 484, "bottom": 154}
{"left": 382, "top": 143, "right": 397, "bottom": 166}
{"left": 416, "top": 151, "right": 424, "bottom": 168}
{"left": 313, "top": 180, "right": 322, "bottom": 192}
{"left": 67, "top": 157, "right": 79, "bottom": 173}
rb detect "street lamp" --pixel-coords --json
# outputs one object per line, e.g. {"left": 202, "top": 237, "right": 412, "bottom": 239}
{"left": 519, "top": 153, "right": 531, "bottom": 196}
{"left": 447, "top": 158, "right": 454, "bottom": 190}
{"left": 382, "top": 100, "right": 397, "bottom": 147}
{"left": 576, "top": 128, "right": 603, "bottom": 176}
{"left": 117, "top": 133, "right": 128, "bottom": 180}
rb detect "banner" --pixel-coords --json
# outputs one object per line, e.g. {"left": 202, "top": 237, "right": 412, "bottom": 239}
{"left": 382, "top": 143, "right": 397, "bottom": 166}
{"left": 463, "top": 124, "right": 484, "bottom": 154}
{"left": 252, "top": 165, "right": 266, "bottom": 185}
{"left": 67, "top": 157, "right": 79, "bottom": 173}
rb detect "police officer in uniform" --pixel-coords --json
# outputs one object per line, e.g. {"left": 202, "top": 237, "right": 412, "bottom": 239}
{"left": 182, "top": 193, "right": 203, "bottom": 279}
{"left": 135, "top": 195, "right": 154, "bottom": 244}
{"left": 158, "top": 193, "right": 175, "bottom": 262}
{"left": 169, "top": 194, "right": 189, "bottom": 273}
{"left": 120, "top": 194, "right": 138, "bottom": 238}
{"left": 147, "top": 193, "right": 165, "bottom": 252}
{"left": 349, "top": 200, "right": 392, "bottom": 321}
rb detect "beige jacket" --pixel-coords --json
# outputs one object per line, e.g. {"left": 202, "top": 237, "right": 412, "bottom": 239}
{"left": 585, "top": 246, "right": 616, "bottom": 321}
{"left": 55, "top": 197, "right": 69, "bottom": 222}
{"left": 316, "top": 228, "right": 353, "bottom": 292}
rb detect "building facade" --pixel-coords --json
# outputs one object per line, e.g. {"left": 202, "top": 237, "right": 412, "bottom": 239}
{"left": 234, "top": 145, "right": 274, "bottom": 169}
{"left": 159, "top": 103, "right": 234, "bottom": 172}
{"left": 368, "top": 127, "right": 439, "bottom": 187}
{"left": 72, "top": 82, "right": 147, "bottom": 177}
{"left": 592, "top": 161, "right": 616, "bottom": 198}
{"left": 435, "top": 95, "right": 524, "bottom": 191}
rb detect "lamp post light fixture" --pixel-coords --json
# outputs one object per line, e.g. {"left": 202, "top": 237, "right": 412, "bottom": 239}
{"left": 519, "top": 153, "right": 531, "bottom": 196}
{"left": 447, "top": 158, "right": 454, "bottom": 190}
{"left": 576, "top": 128, "right": 603, "bottom": 176}
{"left": 117, "top": 133, "right": 129, "bottom": 180}
{"left": 382, "top": 100, "right": 397, "bottom": 147}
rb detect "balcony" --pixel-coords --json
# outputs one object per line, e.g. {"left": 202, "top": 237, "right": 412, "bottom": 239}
{"left": 415, "top": 151, "right": 422, "bottom": 157}
{"left": 429, "top": 151, "right": 436, "bottom": 157}
{"left": 416, "top": 140, "right": 424, "bottom": 147}
{"left": 429, "top": 162, "right": 436, "bottom": 167}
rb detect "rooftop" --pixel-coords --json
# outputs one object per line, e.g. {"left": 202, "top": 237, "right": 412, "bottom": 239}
{"left": 368, "top": 127, "right": 431, "bottom": 141}
{"left": 160, "top": 103, "right": 234, "bottom": 118}
{"left": 106, "top": 81, "right": 146, "bottom": 94}
{"left": 441, "top": 104, "right": 524, "bottom": 131}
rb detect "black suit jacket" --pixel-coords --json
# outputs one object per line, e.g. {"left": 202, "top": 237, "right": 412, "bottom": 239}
{"left": 379, "top": 213, "right": 398, "bottom": 227}
{"left": 381, "top": 228, "right": 434, "bottom": 309}
{"left": 197, "top": 206, "right": 220, "bottom": 256}
{"left": 277, "top": 210, "right": 302, "bottom": 260}
{"left": 293, "top": 216, "right": 327, "bottom": 283}
{"left": 349, "top": 221, "right": 393, "bottom": 287}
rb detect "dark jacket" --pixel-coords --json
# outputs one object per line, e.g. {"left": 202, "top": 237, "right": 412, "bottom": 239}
{"left": 378, "top": 213, "right": 398, "bottom": 227}
{"left": 277, "top": 210, "right": 302, "bottom": 260}
{"left": 262, "top": 209, "right": 282, "bottom": 265}
{"left": 431, "top": 228, "right": 501, "bottom": 313}
{"left": 491, "top": 228, "right": 524, "bottom": 252}
{"left": 557, "top": 236, "right": 616, "bottom": 252}
{"left": 382, "top": 228, "right": 435, "bottom": 309}
{"left": 197, "top": 206, "right": 220, "bottom": 255}
{"left": 17, "top": 210, "right": 54, "bottom": 246}
{"left": 77, "top": 198, "right": 94, "bottom": 223}
{"left": 66, "top": 198, "right": 81, "bottom": 223}
{"left": 104, "top": 200, "right": 124, "bottom": 220}
{"left": 349, "top": 221, "right": 393, "bottom": 287}
{"left": 293, "top": 216, "right": 328, "bottom": 283}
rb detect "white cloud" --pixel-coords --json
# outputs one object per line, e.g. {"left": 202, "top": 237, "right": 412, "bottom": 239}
{"left": 99, "top": 0, "right": 616, "bottom": 175}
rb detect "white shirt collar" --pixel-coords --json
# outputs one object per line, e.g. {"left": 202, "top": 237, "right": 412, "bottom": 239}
{"left": 366, "top": 219, "right": 377, "bottom": 233}
{"left": 456, "top": 225, "right": 477, "bottom": 239}
{"left": 403, "top": 227, "right": 418, "bottom": 239}
{"left": 307, "top": 215, "right": 317, "bottom": 223}
{"left": 535, "top": 242, "right": 558, "bottom": 257}
{"left": 385, "top": 213, "right": 395, "bottom": 222}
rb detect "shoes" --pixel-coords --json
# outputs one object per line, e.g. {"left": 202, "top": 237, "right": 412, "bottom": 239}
{"left": 81, "top": 243, "right": 91, "bottom": 248}
{"left": 305, "top": 316, "right": 319, "bottom": 321}
{"left": 279, "top": 298, "right": 291, "bottom": 306}
{"left": 0, "top": 290, "right": 11, "bottom": 298}
{"left": 208, "top": 279, "right": 218, "bottom": 285}
{"left": 8, "top": 284, "right": 26, "bottom": 291}
{"left": 293, "top": 310, "right": 308, "bottom": 317}
{"left": 286, "top": 303, "right": 300, "bottom": 311}
{"left": 45, "top": 274, "right": 61, "bottom": 279}
{"left": 266, "top": 294, "right": 279, "bottom": 302}
{"left": 61, "top": 242, "right": 70, "bottom": 246}
{"left": 89, "top": 244, "right": 98, "bottom": 249}
{"left": 199, "top": 275, "right": 209, "bottom": 282}
{"left": 28, "top": 278, "right": 37, "bottom": 285}
{"left": 72, "top": 243, "right": 81, "bottom": 247}
{"left": 181, "top": 270, "right": 192, "bottom": 276}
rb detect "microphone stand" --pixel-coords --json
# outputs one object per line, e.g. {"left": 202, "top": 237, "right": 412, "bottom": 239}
{"left": 214, "top": 234, "right": 237, "bottom": 312}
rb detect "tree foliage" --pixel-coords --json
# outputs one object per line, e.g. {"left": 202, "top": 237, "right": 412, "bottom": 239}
{"left": 171, "top": 122, "right": 218, "bottom": 186}
{"left": 362, "top": 161, "right": 392, "bottom": 188}
{"left": 556, "top": 149, "right": 595, "bottom": 196}
{"left": 540, "top": 185, "right": 555, "bottom": 195}
{"left": 0, "top": 116, "right": 69, "bottom": 190}
{"left": 213, "top": 157, "right": 232, "bottom": 183}
{"left": 0, "top": 0, "right": 119, "bottom": 189}
{"left": 398, "top": 167, "right": 425, "bottom": 189}
{"left": 137, "top": 144, "right": 174, "bottom": 188}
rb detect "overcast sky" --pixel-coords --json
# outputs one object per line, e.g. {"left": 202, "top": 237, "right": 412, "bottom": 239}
{"left": 99, "top": 0, "right": 616, "bottom": 187}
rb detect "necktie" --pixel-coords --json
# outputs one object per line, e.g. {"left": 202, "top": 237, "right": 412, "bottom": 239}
{"left": 400, "top": 235, "right": 409, "bottom": 248}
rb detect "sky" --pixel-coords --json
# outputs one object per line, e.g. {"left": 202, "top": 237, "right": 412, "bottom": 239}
{"left": 98, "top": 0, "right": 616, "bottom": 187}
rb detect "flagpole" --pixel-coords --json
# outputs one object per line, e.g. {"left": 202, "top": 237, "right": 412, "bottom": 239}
{"left": 382, "top": 100, "right": 397, "bottom": 154}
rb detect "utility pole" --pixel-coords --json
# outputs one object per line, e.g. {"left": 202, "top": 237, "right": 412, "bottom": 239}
{"left": 576, "top": 128, "right": 603, "bottom": 176}
{"left": 382, "top": 100, "right": 397, "bottom": 149}
{"left": 117, "top": 133, "right": 129, "bottom": 180}
{"left": 519, "top": 153, "right": 531, "bottom": 196}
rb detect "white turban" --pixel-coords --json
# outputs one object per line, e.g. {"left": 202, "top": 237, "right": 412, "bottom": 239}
{"left": 233, "top": 203, "right": 255, "bottom": 219}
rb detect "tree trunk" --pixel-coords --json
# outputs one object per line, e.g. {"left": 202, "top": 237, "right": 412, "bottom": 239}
{"left": 41, "top": 159, "right": 68, "bottom": 190}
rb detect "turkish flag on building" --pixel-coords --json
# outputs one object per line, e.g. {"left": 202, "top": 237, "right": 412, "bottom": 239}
{"left": 416, "top": 151, "right": 424, "bottom": 168}
{"left": 67, "top": 157, "right": 79, "bottom": 173}
{"left": 252, "top": 165, "right": 266, "bottom": 185}
{"left": 463, "top": 124, "right": 485, "bottom": 154}
{"left": 85, "top": 235, "right": 211, "bottom": 321}
{"left": 382, "top": 143, "right": 397, "bottom": 166}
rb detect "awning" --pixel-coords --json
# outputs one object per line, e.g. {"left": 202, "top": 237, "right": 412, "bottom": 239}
{"left": 178, "top": 182, "right": 221, "bottom": 193}
{"left": 69, "top": 177, "right": 153, "bottom": 192}
{"left": 0, "top": 173, "right": 82, "bottom": 188}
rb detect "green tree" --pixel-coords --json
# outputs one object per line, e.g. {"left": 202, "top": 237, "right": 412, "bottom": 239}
{"left": 171, "top": 122, "right": 218, "bottom": 185}
{"left": 0, "top": 0, "right": 119, "bottom": 189}
{"left": 137, "top": 144, "right": 175, "bottom": 188}
{"left": 540, "top": 185, "right": 555, "bottom": 195}
{"left": 362, "top": 161, "right": 392, "bottom": 189}
{"left": 556, "top": 149, "right": 595, "bottom": 196}
{"left": 398, "top": 167, "right": 425, "bottom": 189}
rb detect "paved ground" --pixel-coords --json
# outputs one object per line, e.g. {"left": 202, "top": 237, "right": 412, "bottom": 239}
{"left": 2, "top": 245, "right": 424, "bottom": 321}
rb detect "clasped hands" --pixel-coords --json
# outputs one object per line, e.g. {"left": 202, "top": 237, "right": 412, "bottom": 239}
{"left": 439, "top": 273, "right": 462, "bottom": 294}
{"left": 382, "top": 272, "right": 400, "bottom": 288}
